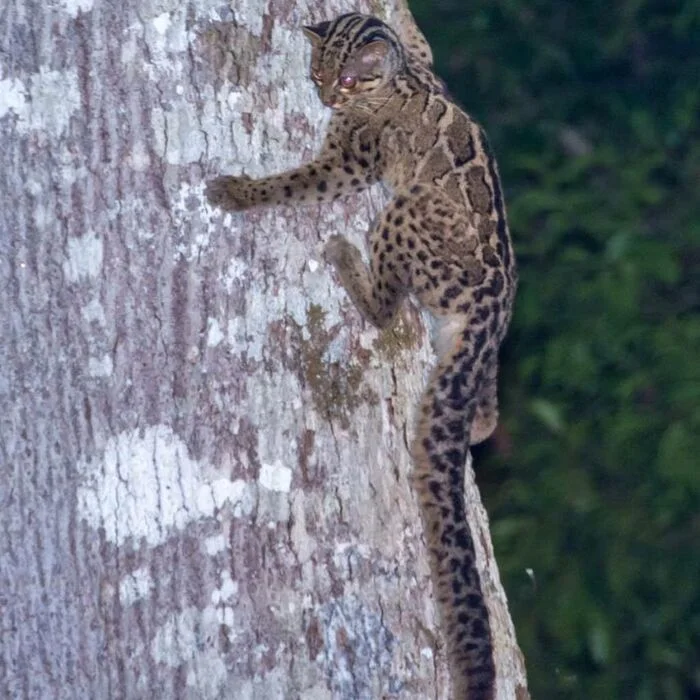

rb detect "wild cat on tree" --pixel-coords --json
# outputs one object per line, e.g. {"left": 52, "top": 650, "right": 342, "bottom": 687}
{"left": 206, "top": 11, "right": 517, "bottom": 699}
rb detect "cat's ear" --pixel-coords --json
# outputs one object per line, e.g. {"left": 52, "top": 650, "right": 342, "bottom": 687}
{"left": 302, "top": 21, "right": 330, "bottom": 47}
{"left": 353, "top": 40, "right": 392, "bottom": 73}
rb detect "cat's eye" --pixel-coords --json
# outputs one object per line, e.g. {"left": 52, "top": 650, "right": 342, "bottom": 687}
{"left": 339, "top": 75, "right": 357, "bottom": 89}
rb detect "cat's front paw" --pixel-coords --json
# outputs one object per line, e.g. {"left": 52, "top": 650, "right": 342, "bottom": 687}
{"left": 324, "top": 234, "right": 361, "bottom": 271}
{"left": 205, "top": 175, "right": 254, "bottom": 212}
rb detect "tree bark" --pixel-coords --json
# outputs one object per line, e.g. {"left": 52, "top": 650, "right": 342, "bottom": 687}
{"left": 0, "top": 0, "right": 528, "bottom": 698}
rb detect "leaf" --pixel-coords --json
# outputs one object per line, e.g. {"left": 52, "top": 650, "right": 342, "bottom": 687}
{"left": 529, "top": 398, "right": 565, "bottom": 433}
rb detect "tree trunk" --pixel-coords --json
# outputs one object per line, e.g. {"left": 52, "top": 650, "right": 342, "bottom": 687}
{"left": 0, "top": 0, "right": 528, "bottom": 698}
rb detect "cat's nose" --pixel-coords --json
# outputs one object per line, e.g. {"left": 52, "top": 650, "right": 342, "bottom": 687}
{"left": 320, "top": 86, "right": 336, "bottom": 107}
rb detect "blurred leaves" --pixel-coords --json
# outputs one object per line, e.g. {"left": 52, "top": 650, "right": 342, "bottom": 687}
{"left": 410, "top": 0, "right": 700, "bottom": 696}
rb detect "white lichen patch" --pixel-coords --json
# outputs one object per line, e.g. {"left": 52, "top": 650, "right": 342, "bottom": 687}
{"left": 152, "top": 11, "right": 172, "bottom": 36}
{"left": 225, "top": 669, "right": 297, "bottom": 700}
{"left": 258, "top": 460, "right": 292, "bottom": 493}
{"left": 200, "top": 25, "right": 321, "bottom": 172}
{"left": 151, "top": 606, "right": 229, "bottom": 699}
{"left": 316, "top": 595, "right": 395, "bottom": 698}
{"left": 122, "top": 1, "right": 321, "bottom": 170}
{"left": 227, "top": 316, "right": 263, "bottom": 363}
{"left": 0, "top": 77, "right": 28, "bottom": 121}
{"left": 290, "top": 492, "right": 317, "bottom": 566}
{"left": 1, "top": 68, "right": 80, "bottom": 138}
{"left": 203, "top": 532, "right": 228, "bottom": 556}
{"left": 32, "top": 68, "right": 81, "bottom": 137}
{"left": 206, "top": 318, "right": 224, "bottom": 347}
{"left": 229, "top": 0, "right": 265, "bottom": 35}
{"left": 52, "top": 0, "right": 95, "bottom": 18}
{"left": 77, "top": 425, "right": 256, "bottom": 547}
{"left": 63, "top": 232, "right": 103, "bottom": 282}
{"left": 88, "top": 354, "right": 113, "bottom": 378}
{"left": 215, "top": 605, "right": 235, "bottom": 628}
{"left": 218, "top": 227, "right": 349, "bottom": 368}
{"left": 126, "top": 139, "right": 151, "bottom": 172}
{"left": 119, "top": 567, "right": 154, "bottom": 605}
{"left": 151, "top": 102, "right": 208, "bottom": 166}
{"left": 123, "top": 4, "right": 189, "bottom": 78}
{"left": 195, "top": 478, "right": 255, "bottom": 521}
{"left": 170, "top": 181, "right": 219, "bottom": 261}
{"left": 222, "top": 257, "right": 250, "bottom": 292}
{"left": 210, "top": 570, "right": 238, "bottom": 605}
{"left": 81, "top": 298, "right": 106, "bottom": 326}
{"left": 219, "top": 573, "right": 238, "bottom": 601}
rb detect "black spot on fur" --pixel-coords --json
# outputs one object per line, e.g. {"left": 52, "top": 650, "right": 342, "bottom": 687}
{"left": 431, "top": 425, "right": 447, "bottom": 442}
{"left": 449, "top": 374, "right": 464, "bottom": 402}
{"left": 455, "top": 527, "right": 473, "bottom": 550}
{"left": 457, "top": 302, "right": 472, "bottom": 314}
{"left": 447, "top": 419, "right": 465, "bottom": 440}
{"left": 445, "top": 448, "right": 463, "bottom": 469}
{"left": 471, "top": 618, "right": 488, "bottom": 639}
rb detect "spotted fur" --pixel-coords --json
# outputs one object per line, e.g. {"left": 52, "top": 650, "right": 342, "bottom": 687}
{"left": 206, "top": 12, "right": 517, "bottom": 699}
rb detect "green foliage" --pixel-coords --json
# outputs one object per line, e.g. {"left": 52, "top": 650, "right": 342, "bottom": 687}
{"left": 409, "top": 0, "right": 700, "bottom": 696}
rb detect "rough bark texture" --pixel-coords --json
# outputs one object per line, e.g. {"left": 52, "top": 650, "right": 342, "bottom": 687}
{"left": 0, "top": 0, "right": 528, "bottom": 698}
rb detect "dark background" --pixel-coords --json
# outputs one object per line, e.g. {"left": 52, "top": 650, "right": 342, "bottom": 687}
{"left": 409, "top": 1, "right": 700, "bottom": 697}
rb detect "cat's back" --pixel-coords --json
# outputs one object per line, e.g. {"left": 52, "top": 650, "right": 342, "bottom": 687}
{"left": 377, "top": 70, "right": 488, "bottom": 213}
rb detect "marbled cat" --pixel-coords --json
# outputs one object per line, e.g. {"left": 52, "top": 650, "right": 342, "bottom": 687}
{"left": 205, "top": 12, "right": 517, "bottom": 700}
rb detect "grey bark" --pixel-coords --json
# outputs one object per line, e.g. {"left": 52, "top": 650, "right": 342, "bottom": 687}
{"left": 0, "top": 0, "right": 528, "bottom": 698}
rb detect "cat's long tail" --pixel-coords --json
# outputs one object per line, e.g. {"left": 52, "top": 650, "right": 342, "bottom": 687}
{"left": 411, "top": 320, "right": 496, "bottom": 700}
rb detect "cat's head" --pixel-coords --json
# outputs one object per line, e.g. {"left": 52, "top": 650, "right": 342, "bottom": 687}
{"left": 302, "top": 13, "right": 405, "bottom": 109}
